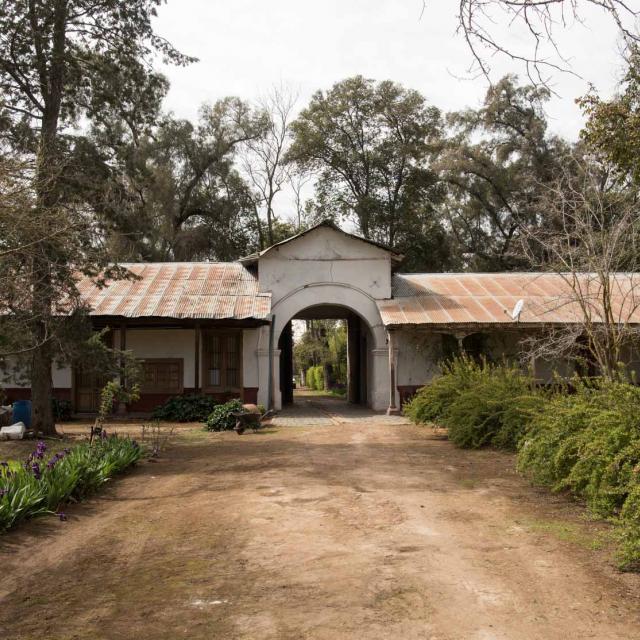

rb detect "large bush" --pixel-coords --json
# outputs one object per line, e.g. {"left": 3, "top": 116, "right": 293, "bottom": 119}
{"left": 405, "top": 357, "right": 544, "bottom": 450}
{"left": 517, "top": 380, "right": 640, "bottom": 569}
{"left": 0, "top": 435, "right": 142, "bottom": 532}
{"left": 151, "top": 394, "right": 219, "bottom": 422}
{"left": 306, "top": 365, "right": 324, "bottom": 391}
{"left": 406, "top": 358, "right": 640, "bottom": 569}
{"left": 205, "top": 399, "right": 244, "bottom": 431}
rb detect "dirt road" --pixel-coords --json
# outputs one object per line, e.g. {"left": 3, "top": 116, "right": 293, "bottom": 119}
{"left": 1, "top": 408, "right": 639, "bottom": 639}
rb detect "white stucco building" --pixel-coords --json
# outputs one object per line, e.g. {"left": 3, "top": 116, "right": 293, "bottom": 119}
{"left": 4, "top": 221, "right": 640, "bottom": 414}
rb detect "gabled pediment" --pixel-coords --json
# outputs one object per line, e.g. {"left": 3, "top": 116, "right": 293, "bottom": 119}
{"left": 240, "top": 220, "right": 403, "bottom": 267}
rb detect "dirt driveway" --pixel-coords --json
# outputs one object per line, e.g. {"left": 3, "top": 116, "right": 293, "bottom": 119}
{"left": 1, "top": 402, "right": 639, "bottom": 640}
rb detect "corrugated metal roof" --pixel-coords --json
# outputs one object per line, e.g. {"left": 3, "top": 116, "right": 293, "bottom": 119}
{"left": 77, "top": 263, "right": 271, "bottom": 321}
{"left": 378, "top": 273, "right": 640, "bottom": 327}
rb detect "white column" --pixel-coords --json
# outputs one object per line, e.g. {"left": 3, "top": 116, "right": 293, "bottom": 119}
{"left": 256, "top": 348, "right": 271, "bottom": 409}
{"left": 386, "top": 330, "right": 400, "bottom": 415}
{"left": 272, "top": 349, "right": 282, "bottom": 410}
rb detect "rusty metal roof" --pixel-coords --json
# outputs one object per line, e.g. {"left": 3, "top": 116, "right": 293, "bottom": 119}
{"left": 76, "top": 263, "right": 271, "bottom": 321}
{"left": 378, "top": 273, "right": 640, "bottom": 327}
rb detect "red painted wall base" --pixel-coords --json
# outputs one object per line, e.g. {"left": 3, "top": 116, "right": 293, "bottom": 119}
{"left": 2, "top": 387, "right": 259, "bottom": 413}
{"left": 2, "top": 388, "right": 71, "bottom": 404}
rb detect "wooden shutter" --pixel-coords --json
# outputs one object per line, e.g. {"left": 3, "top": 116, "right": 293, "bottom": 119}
{"left": 140, "top": 359, "right": 183, "bottom": 394}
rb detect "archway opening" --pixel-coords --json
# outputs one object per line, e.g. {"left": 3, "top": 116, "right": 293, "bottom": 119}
{"left": 278, "top": 304, "right": 373, "bottom": 407}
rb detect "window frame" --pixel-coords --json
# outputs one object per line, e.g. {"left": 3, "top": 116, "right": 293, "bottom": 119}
{"left": 139, "top": 358, "right": 184, "bottom": 394}
{"left": 201, "top": 330, "right": 243, "bottom": 393}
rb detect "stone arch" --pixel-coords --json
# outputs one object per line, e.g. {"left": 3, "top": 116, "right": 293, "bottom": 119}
{"left": 270, "top": 283, "right": 390, "bottom": 411}
{"left": 272, "top": 282, "right": 386, "bottom": 348}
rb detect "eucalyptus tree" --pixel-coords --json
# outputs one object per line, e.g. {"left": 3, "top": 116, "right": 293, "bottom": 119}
{"left": 287, "top": 76, "right": 446, "bottom": 258}
{"left": 0, "top": 0, "right": 193, "bottom": 434}
{"left": 438, "top": 75, "right": 570, "bottom": 271}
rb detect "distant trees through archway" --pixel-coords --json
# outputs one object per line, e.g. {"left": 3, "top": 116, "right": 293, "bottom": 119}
{"left": 279, "top": 305, "right": 373, "bottom": 406}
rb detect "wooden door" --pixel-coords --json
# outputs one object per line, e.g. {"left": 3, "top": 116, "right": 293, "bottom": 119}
{"left": 75, "top": 368, "right": 107, "bottom": 413}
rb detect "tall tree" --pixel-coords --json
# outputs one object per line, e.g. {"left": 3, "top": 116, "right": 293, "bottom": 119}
{"left": 287, "top": 76, "right": 447, "bottom": 266}
{"left": 0, "top": 0, "right": 193, "bottom": 434}
{"left": 580, "top": 46, "right": 640, "bottom": 189}
{"left": 241, "top": 87, "right": 297, "bottom": 248}
{"left": 439, "top": 75, "right": 569, "bottom": 271}
{"left": 116, "top": 99, "right": 264, "bottom": 261}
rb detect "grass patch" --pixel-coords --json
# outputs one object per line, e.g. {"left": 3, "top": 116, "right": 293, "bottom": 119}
{"left": 521, "top": 517, "right": 607, "bottom": 551}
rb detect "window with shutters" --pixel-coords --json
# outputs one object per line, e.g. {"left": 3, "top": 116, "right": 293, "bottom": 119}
{"left": 140, "top": 359, "right": 183, "bottom": 394}
{"left": 202, "top": 331, "right": 242, "bottom": 391}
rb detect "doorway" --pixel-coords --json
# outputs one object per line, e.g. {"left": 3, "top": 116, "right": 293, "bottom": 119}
{"left": 278, "top": 305, "right": 371, "bottom": 407}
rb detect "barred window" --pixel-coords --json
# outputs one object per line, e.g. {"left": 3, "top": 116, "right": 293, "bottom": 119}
{"left": 203, "top": 331, "right": 241, "bottom": 390}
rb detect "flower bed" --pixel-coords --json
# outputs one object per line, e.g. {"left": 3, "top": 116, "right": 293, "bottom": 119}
{"left": 0, "top": 434, "right": 142, "bottom": 532}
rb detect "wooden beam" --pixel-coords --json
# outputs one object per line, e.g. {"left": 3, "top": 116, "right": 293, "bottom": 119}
{"left": 117, "top": 323, "right": 127, "bottom": 415}
{"left": 194, "top": 323, "right": 201, "bottom": 393}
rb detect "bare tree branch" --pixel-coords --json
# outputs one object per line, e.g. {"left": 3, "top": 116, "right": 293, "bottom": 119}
{"left": 518, "top": 154, "right": 640, "bottom": 379}
{"left": 427, "top": 1, "right": 640, "bottom": 88}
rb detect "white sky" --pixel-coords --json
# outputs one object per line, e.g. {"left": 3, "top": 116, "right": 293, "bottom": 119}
{"left": 154, "top": 0, "right": 631, "bottom": 138}
{"left": 152, "top": 0, "right": 633, "bottom": 217}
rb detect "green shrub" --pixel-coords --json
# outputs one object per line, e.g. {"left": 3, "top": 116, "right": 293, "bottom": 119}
{"left": 517, "top": 380, "right": 640, "bottom": 570}
{"left": 205, "top": 399, "right": 244, "bottom": 431}
{"left": 305, "top": 365, "right": 324, "bottom": 391}
{"left": 407, "top": 358, "right": 640, "bottom": 569}
{"left": 405, "top": 356, "right": 543, "bottom": 450}
{"left": 619, "top": 486, "right": 640, "bottom": 570}
{"left": 0, "top": 435, "right": 142, "bottom": 532}
{"left": 314, "top": 366, "right": 324, "bottom": 390}
{"left": 151, "top": 394, "right": 219, "bottom": 422}
{"left": 306, "top": 366, "right": 315, "bottom": 389}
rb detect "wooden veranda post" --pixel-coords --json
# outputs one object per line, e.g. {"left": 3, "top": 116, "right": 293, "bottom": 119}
{"left": 117, "top": 324, "right": 127, "bottom": 415}
{"left": 194, "top": 323, "right": 201, "bottom": 393}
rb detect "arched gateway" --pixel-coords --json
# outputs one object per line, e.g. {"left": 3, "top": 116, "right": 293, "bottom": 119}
{"left": 239, "top": 221, "right": 402, "bottom": 411}
{"left": 5, "top": 220, "right": 635, "bottom": 416}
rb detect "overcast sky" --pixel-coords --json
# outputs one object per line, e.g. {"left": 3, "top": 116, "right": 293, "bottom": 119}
{"left": 153, "top": 0, "right": 631, "bottom": 140}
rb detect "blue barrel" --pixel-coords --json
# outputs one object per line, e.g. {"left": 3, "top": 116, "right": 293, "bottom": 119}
{"left": 12, "top": 400, "right": 32, "bottom": 428}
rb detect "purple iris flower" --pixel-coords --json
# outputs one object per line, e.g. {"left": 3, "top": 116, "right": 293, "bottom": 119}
{"left": 35, "top": 441, "right": 47, "bottom": 460}
{"left": 46, "top": 450, "right": 68, "bottom": 470}
{"left": 31, "top": 462, "right": 41, "bottom": 480}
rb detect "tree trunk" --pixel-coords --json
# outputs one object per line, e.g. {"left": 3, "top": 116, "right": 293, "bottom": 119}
{"left": 31, "top": 327, "right": 54, "bottom": 435}
{"left": 323, "top": 363, "right": 331, "bottom": 391}
{"left": 27, "top": 0, "right": 68, "bottom": 436}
